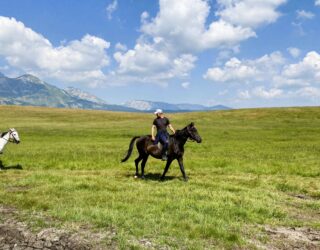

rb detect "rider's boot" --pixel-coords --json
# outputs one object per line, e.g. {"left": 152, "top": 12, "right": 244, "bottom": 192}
{"left": 161, "top": 149, "right": 167, "bottom": 161}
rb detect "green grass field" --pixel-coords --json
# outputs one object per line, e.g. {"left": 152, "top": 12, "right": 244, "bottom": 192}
{"left": 0, "top": 105, "right": 319, "bottom": 249}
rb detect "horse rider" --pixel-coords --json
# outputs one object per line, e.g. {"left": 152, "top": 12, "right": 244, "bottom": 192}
{"left": 151, "top": 109, "right": 175, "bottom": 161}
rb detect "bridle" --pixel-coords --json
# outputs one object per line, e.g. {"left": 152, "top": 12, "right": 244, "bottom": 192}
{"left": 1, "top": 130, "right": 16, "bottom": 143}
{"left": 187, "top": 127, "right": 197, "bottom": 142}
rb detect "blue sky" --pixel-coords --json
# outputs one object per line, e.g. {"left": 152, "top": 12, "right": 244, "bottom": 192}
{"left": 0, "top": 0, "right": 319, "bottom": 108}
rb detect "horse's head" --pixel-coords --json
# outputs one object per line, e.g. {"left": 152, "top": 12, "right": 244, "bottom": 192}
{"left": 186, "top": 122, "right": 202, "bottom": 143}
{"left": 9, "top": 128, "right": 20, "bottom": 144}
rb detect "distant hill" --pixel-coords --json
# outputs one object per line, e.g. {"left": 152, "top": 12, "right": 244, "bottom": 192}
{"left": 124, "top": 100, "right": 231, "bottom": 112}
{"left": 64, "top": 87, "right": 107, "bottom": 105}
{"left": 0, "top": 73, "right": 136, "bottom": 112}
{"left": 0, "top": 72, "right": 231, "bottom": 112}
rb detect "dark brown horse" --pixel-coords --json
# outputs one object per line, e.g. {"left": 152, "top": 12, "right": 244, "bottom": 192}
{"left": 121, "top": 122, "right": 202, "bottom": 181}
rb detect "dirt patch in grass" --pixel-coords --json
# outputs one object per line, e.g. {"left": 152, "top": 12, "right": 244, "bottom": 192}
{"left": 249, "top": 226, "right": 320, "bottom": 250}
{"left": 1, "top": 207, "right": 320, "bottom": 250}
{"left": 0, "top": 206, "right": 117, "bottom": 250}
{"left": 290, "top": 193, "right": 319, "bottom": 201}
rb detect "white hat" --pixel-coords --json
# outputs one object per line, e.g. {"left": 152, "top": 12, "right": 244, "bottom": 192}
{"left": 154, "top": 109, "right": 163, "bottom": 115}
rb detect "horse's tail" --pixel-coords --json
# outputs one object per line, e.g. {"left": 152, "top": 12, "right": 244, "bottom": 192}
{"left": 121, "top": 136, "right": 140, "bottom": 162}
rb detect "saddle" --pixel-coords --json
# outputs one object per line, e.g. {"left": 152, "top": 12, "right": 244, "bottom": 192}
{"left": 146, "top": 141, "right": 164, "bottom": 157}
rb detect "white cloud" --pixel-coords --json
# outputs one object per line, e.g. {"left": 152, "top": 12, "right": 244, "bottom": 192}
{"left": 217, "top": 0, "right": 287, "bottom": 28}
{"left": 205, "top": 50, "right": 320, "bottom": 88}
{"left": 238, "top": 90, "right": 251, "bottom": 99}
{"left": 0, "top": 16, "right": 110, "bottom": 86}
{"left": 207, "top": 50, "right": 320, "bottom": 103}
{"left": 0, "top": 0, "right": 289, "bottom": 88}
{"left": 280, "top": 51, "right": 320, "bottom": 86}
{"left": 316, "top": 0, "right": 320, "bottom": 6}
{"left": 204, "top": 52, "right": 285, "bottom": 83}
{"left": 115, "top": 42, "right": 127, "bottom": 51}
{"left": 140, "top": 11, "right": 149, "bottom": 24}
{"left": 237, "top": 87, "right": 283, "bottom": 100}
{"left": 296, "top": 10, "right": 315, "bottom": 20}
{"left": 181, "top": 82, "right": 190, "bottom": 89}
{"left": 287, "top": 47, "right": 301, "bottom": 58}
{"left": 113, "top": 42, "right": 196, "bottom": 84}
{"left": 114, "top": 43, "right": 170, "bottom": 76}
{"left": 252, "top": 86, "right": 283, "bottom": 99}
{"left": 141, "top": 0, "right": 255, "bottom": 53}
{"left": 106, "top": 0, "right": 118, "bottom": 20}
{"left": 296, "top": 86, "right": 320, "bottom": 97}
{"left": 204, "top": 57, "right": 257, "bottom": 82}
{"left": 109, "top": 0, "right": 286, "bottom": 86}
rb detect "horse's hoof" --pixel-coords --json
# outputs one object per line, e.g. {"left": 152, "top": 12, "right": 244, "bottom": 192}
{"left": 141, "top": 175, "right": 145, "bottom": 180}
{"left": 183, "top": 178, "right": 188, "bottom": 182}
{"left": 134, "top": 175, "right": 138, "bottom": 179}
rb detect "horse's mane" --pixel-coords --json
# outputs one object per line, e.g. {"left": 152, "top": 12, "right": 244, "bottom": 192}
{"left": 0, "top": 132, "right": 7, "bottom": 138}
{"left": 170, "top": 127, "right": 188, "bottom": 138}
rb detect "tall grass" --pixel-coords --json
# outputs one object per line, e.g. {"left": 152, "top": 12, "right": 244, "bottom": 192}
{"left": 0, "top": 105, "right": 319, "bottom": 249}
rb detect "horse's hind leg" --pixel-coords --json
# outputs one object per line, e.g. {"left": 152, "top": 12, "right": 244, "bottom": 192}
{"left": 140, "top": 155, "right": 149, "bottom": 179}
{"left": 134, "top": 155, "right": 143, "bottom": 178}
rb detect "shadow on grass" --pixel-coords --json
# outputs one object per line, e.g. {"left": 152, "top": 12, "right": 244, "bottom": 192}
{"left": 144, "top": 173, "right": 175, "bottom": 181}
{"left": 125, "top": 172, "right": 176, "bottom": 182}
{"left": 0, "top": 160, "right": 23, "bottom": 170}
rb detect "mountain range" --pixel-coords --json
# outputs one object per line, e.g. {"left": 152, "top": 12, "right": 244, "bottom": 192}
{"left": 0, "top": 73, "right": 231, "bottom": 112}
{"left": 124, "top": 100, "right": 230, "bottom": 112}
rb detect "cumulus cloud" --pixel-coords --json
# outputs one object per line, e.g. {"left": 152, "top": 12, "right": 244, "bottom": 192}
{"left": 217, "top": 0, "right": 287, "bottom": 28}
{"left": 0, "top": 0, "right": 288, "bottom": 87}
{"left": 205, "top": 51, "right": 320, "bottom": 87}
{"left": 238, "top": 90, "right": 251, "bottom": 99}
{"left": 237, "top": 87, "right": 283, "bottom": 100}
{"left": 207, "top": 50, "right": 320, "bottom": 101}
{"left": 287, "top": 47, "right": 301, "bottom": 58}
{"left": 106, "top": 0, "right": 118, "bottom": 20}
{"left": 280, "top": 51, "right": 320, "bottom": 86}
{"left": 204, "top": 52, "right": 285, "bottom": 83}
{"left": 181, "top": 82, "right": 190, "bottom": 89}
{"left": 252, "top": 86, "right": 283, "bottom": 99}
{"left": 0, "top": 16, "right": 110, "bottom": 86}
{"left": 141, "top": 0, "right": 255, "bottom": 52}
{"left": 113, "top": 42, "right": 196, "bottom": 84}
{"left": 115, "top": 42, "right": 127, "bottom": 51}
{"left": 296, "top": 10, "right": 315, "bottom": 20}
{"left": 296, "top": 86, "right": 320, "bottom": 97}
{"left": 316, "top": 0, "right": 320, "bottom": 6}
{"left": 140, "top": 11, "right": 149, "bottom": 23}
{"left": 110, "top": 0, "right": 286, "bottom": 85}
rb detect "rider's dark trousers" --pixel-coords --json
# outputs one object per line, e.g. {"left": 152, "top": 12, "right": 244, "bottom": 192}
{"left": 154, "top": 131, "right": 169, "bottom": 154}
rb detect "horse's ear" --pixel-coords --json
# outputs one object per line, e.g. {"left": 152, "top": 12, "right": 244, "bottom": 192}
{"left": 190, "top": 122, "right": 194, "bottom": 127}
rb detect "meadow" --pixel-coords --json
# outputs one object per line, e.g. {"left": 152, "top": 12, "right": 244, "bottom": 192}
{"left": 0, "top": 105, "right": 319, "bottom": 249}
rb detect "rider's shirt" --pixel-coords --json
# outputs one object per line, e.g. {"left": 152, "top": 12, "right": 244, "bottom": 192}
{"left": 153, "top": 117, "right": 170, "bottom": 133}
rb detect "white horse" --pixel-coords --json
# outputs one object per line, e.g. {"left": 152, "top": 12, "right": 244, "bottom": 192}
{"left": 0, "top": 128, "right": 20, "bottom": 154}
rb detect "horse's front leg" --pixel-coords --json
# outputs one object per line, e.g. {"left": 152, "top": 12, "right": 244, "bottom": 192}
{"left": 160, "top": 158, "right": 173, "bottom": 181}
{"left": 140, "top": 156, "right": 149, "bottom": 179}
{"left": 177, "top": 156, "right": 188, "bottom": 181}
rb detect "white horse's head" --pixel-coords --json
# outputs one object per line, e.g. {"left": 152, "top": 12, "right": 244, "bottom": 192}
{"left": 9, "top": 128, "right": 20, "bottom": 144}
